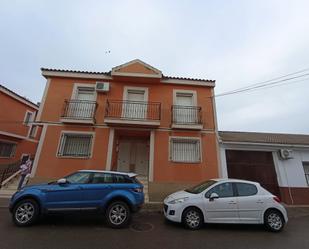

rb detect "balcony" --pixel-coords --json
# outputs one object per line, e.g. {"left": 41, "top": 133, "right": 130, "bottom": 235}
{"left": 171, "top": 105, "right": 203, "bottom": 130}
{"left": 104, "top": 100, "right": 161, "bottom": 126}
{"left": 60, "top": 99, "right": 97, "bottom": 124}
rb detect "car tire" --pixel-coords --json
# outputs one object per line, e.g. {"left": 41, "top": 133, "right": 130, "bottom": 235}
{"left": 182, "top": 207, "right": 203, "bottom": 230}
{"left": 106, "top": 201, "right": 131, "bottom": 228}
{"left": 12, "top": 199, "right": 39, "bottom": 227}
{"left": 264, "top": 209, "right": 285, "bottom": 232}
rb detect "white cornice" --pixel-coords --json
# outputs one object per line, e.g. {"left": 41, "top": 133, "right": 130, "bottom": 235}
{"left": 161, "top": 79, "right": 215, "bottom": 87}
{"left": 41, "top": 70, "right": 112, "bottom": 80}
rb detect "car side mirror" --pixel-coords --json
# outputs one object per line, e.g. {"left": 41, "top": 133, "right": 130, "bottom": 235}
{"left": 57, "top": 178, "right": 67, "bottom": 185}
{"left": 209, "top": 192, "right": 219, "bottom": 201}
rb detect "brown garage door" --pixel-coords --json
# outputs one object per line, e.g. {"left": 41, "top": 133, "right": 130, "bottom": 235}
{"left": 226, "top": 150, "right": 281, "bottom": 198}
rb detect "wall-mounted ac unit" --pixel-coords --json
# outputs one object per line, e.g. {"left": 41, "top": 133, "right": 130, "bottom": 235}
{"left": 279, "top": 149, "right": 293, "bottom": 160}
{"left": 96, "top": 82, "right": 110, "bottom": 92}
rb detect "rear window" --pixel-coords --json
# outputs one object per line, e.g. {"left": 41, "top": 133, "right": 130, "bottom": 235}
{"left": 113, "top": 174, "right": 133, "bottom": 183}
{"left": 236, "top": 183, "right": 258, "bottom": 196}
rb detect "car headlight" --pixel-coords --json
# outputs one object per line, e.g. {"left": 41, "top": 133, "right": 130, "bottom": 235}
{"left": 168, "top": 197, "right": 189, "bottom": 204}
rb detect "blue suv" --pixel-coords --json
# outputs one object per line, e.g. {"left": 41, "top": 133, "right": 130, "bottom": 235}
{"left": 9, "top": 170, "right": 144, "bottom": 228}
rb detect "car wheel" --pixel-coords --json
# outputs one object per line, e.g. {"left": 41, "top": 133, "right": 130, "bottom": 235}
{"left": 183, "top": 208, "right": 203, "bottom": 230}
{"left": 106, "top": 201, "right": 131, "bottom": 228}
{"left": 264, "top": 209, "right": 285, "bottom": 232}
{"left": 12, "top": 199, "right": 39, "bottom": 227}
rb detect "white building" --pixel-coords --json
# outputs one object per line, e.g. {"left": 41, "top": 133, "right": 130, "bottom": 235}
{"left": 219, "top": 131, "right": 309, "bottom": 205}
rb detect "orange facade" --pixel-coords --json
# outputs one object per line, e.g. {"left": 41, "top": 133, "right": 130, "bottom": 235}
{"left": 32, "top": 60, "right": 220, "bottom": 199}
{"left": 0, "top": 85, "right": 40, "bottom": 164}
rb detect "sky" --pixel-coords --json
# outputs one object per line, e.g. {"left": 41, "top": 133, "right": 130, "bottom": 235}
{"left": 1, "top": 0, "right": 309, "bottom": 134}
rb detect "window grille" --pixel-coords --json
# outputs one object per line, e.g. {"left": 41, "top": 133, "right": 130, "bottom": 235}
{"left": 170, "top": 138, "right": 201, "bottom": 163}
{"left": 58, "top": 134, "right": 93, "bottom": 157}
{"left": 0, "top": 141, "right": 16, "bottom": 158}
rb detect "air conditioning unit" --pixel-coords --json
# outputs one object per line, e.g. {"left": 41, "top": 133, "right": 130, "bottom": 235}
{"left": 95, "top": 82, "right": 110, "bottom": 92}
{"left": 279, "top": 149, "right": 293, "bottom": 160}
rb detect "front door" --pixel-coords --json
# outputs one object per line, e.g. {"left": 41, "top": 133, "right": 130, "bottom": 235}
{"left": 44, "top": 171, "right": 92, "bottom": 210}
{"left": 203, "top": 182, "right": 239, "bottom": 223}
{"left": 123, "top": 89, "right": 146, "bottom": 119}
{"left": 117, "top": 140, "right": 149, "bottom": 176}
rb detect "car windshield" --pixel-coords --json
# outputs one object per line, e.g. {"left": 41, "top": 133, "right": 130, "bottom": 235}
{"left": 185, "top": 180, "right": 217, "bottom": 194}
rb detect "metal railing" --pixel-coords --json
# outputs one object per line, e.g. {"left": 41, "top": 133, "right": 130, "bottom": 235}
{"left": 0, "top": 161, "right": 21, "bottom": 189}
{"left": 61, "top": 99, "right": 97, "bottom": 121}
{"left": 105, "top": 100, "right": 161, "bottom": 121}
{"left": 171, "top": 105, "right": 202, "bottom": 125}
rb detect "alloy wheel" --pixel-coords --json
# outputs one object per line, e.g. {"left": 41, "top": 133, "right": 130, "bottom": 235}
{"left": 185, "top": 210, "right": 201, "bottom": 229}
{"left": 267, "top": 212, "right": 283, "bottom": 231}
{"left": 15, "top": 202, "right": 35, "bottom": 224}
{"left": 109, "top": 204, "right": 127, "bottom": 225}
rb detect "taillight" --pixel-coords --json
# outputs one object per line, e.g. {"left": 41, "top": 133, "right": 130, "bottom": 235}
{"left": 273, "top": 196, "right": 281, "bottom": 203}
{"left": 132, "top": 188, "right": 143, "bottom": 193}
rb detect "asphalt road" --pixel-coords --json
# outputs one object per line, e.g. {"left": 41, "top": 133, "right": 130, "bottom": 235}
{"left": 0, "top": 208, "right": 309, "bottom": 249}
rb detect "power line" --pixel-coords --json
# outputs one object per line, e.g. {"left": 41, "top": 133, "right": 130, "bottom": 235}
{"left": 217, "top": 67, "right": 309, "bottom": 95}
{"left": 215, "top": 72, "right": 309, "bottom": 97}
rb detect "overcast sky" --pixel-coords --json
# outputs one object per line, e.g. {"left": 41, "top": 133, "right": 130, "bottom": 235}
{"left": 1, "top": 0, "right": 309, "bottom": 134}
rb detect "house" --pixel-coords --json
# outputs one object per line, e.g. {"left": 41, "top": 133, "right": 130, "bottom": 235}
{"left": 0, "top": 84, "right": 41, "bottom": 164}
{"left": 219, "top": 131, "right": 309, "bottom": 205}
{"left": 31, "top": 59, "right": 220, "bottom": 201}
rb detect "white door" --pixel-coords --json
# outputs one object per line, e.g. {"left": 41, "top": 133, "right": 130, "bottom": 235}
{"left": 235, "top": 182, "right": 264, "bottom": 223}
{"left": 123, "top": 89, "right": 146, "bottom": 119}
{"left": 135, "top": 141, "right": 149, "bottom": 176}
{"left": 117, "top": 140, "right": 149, "bottom": 175}
{"left": 117, "top": 141, "right": 131, "bottom": 172}
{"left": 71, "top": 87, "right": 95, "bottom": 118}
{"left": 174, "top": 93, "right": 197, "bottom": 123}
{"left": 203, "top": 182, "right": 239, "bottom": 223}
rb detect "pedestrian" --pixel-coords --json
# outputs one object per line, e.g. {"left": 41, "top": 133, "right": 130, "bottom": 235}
{"left": 17, "top": 157, "right": 31, "bottom": 190}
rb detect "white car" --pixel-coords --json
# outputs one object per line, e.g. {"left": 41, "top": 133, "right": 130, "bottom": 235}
{"left": 164, "top": 178, "right": 288, "bottom": 232}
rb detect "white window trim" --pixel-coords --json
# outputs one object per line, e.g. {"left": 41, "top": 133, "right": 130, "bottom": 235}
{"left": 123, "top": 86, "right": 149, "bottom": 102}
{"left": 71, "top": 83, "right": 97, "bottom": 100}
{"left": 303, "top": 162, "right": 309, "bottom": 187}
{"left": 56, "top": 131, "right": 95, "bottom": 159}
{"left": 0, "top": 140, "right": 17, "bottom": 158}
{"left": 27, "top": 125, "right": 38, "bottom": 138}
{"left": 173, "top": 89, "right": 197, "bottom": 106}
{"left": 169, "top": 136, "right": 202, "bottom": 163}
{"left": 23, "top": 110, "right": 35, "bottom": 126}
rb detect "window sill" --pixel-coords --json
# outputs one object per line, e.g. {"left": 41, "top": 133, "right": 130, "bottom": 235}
{"left": 57, "top": 156, "right": 91, "bottom": 159}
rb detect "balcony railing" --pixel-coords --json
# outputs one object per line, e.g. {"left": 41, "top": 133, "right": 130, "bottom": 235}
{"left": 105, "top": 100, "right": 161, "bottom": 122}
{"left": 171, "top": 105, "right": 202, "bottom": 125}
{"left": 61, "top": 99, "right": 97, "bottom": 122}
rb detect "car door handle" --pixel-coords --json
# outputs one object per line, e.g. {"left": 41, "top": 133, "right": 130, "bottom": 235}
{"left": 256, "top": 200, "right": 264, "bottom": 204}
{"left": 228, "top": 201, "right": 237, "bottom": 204}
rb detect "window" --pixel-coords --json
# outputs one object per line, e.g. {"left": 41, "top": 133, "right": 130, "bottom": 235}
{"left": 114, "top": 174, "right": 132, "bottom": 183}
{"left": 236, "top": 183, "right": 258, "bottom": 196}
{"left": 24, "top": 111, "right": 34, "bottom": 126}
{"left": 0, "top": 141, "right": 16, "bottom": 158}
{"left": 186, "top": 180, "right": 216, "bottom": 194}
{"left": 57, "top": 133, "right": 93, "bottom": 157}
{"left": 66, "top": 172, "right": 91, "bottom": 184}
{"left": 170, "top": 137, "right": 201, "bottom": 163}
{"left": 28, "top": 125, "right": 37, "bottom": 138}
{"left": 303, "top": 163, "right": 309, "bottom": 186}
{"left": 205, "top": 182, "right": 234, "bottom": 198}
{"left": 91, "top": 173, "right": 113, "bottom": 184}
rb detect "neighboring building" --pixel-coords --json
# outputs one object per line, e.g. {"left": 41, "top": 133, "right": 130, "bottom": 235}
{"left": 219, "top": 131, "right": 309, "bottom": 205}
{"left": 0, "top": 84, "right": 41, "bottom": 164}
{"left": 31, "top": 59, "right": 220, "bottom": 201}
